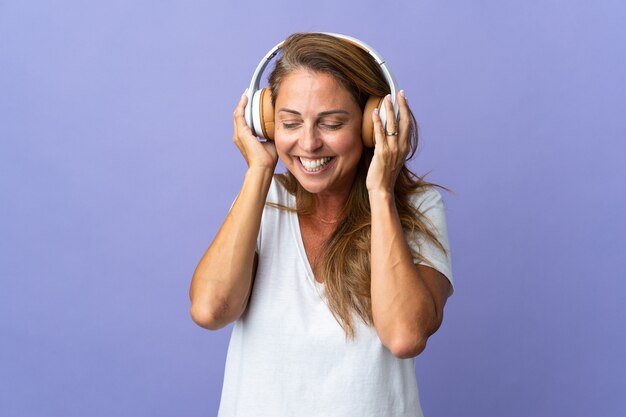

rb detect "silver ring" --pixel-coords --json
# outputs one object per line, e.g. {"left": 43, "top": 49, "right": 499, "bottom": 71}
{"left": 385, "top": 130, "right": 398, "bottom": 136}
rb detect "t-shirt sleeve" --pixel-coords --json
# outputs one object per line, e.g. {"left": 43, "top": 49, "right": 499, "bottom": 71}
{"left": 407, "top": 187, "right": 455, "bottom": 296}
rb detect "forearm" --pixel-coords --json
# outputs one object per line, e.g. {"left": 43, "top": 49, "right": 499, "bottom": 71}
{"left": 369, "top": 191, "right": 438, "bottom": 357}
{"left": 189, "top": 167, "right": 273, "bottom": 329}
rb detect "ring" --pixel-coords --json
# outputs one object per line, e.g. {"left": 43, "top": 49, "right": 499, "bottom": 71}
{"left": 385, "top": 130, "right": 398, "bottom": 136}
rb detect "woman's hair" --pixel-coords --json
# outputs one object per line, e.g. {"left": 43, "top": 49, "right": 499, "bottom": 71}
{"left": 268, "top": 32, "right": 449, "bottom": 340}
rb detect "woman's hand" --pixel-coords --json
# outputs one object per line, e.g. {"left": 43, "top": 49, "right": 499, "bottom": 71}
{"left": 233, "top": 90, "right": 278, "bottom": 171}
{"left": 366, "top": 91, "right": 411, "bottom": 195}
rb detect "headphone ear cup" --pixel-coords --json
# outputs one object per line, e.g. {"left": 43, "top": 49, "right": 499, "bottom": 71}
{"left": 260, "top": 88, "right": 275, "bottom": 140}
{"left": 361, "top": 96, "right": 384, "bottom": 147}
{"left": 250, "top": 88, "right": 275, "bottom": 140}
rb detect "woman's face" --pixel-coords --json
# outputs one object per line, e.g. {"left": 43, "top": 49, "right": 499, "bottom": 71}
{"left": 273, "top": 69, "right": 363, "bottom": 197}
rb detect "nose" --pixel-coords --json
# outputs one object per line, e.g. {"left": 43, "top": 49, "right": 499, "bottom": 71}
{"left": 299, "top": 124, "right": 323, "bottom": 153}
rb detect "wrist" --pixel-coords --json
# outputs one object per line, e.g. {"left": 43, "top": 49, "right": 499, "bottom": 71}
{"left": 245, "top": 165, "right": 274, "bottom": 179}
{"left": 368, "top": 187, "right": 395, "bottom": 204}
{"left": 243, "top": 166, "right": 274, "bottom": 191}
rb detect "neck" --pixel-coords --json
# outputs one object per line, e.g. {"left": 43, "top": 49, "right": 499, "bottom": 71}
{"left": 313, "top": 192, "right": 348, "bottom": 221}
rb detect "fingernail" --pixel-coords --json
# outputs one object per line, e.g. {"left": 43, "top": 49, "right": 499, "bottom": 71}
{"left": 242, "top": 88, "right": 248, "bottom": 97}
{"left": 373, "top": 108, "right": 379, "bottom": 115}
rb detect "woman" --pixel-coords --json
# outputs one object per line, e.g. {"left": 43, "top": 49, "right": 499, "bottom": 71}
{"left": 189, "top": 32, "right": 454, "bottom": 417}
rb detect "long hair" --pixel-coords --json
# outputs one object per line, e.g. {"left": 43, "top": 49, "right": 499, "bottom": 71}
{"left": 268, "top": 33, "right": 449, "bottom": 340}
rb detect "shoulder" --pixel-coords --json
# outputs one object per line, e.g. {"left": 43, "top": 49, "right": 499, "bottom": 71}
{"left": 409, "top": 186, "right": 445, "bottom": 212}
{"left": 266, "top": 174, "right": 295, "bottom": 207}
{"left": 257, "top": 175, "right": 293, "bottom": 251}
{"left": 407, "top": 186, "right": 449, "bottom": 248}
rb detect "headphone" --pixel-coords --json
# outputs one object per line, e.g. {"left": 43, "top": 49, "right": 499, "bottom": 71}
{"left": 244, "top": 32, "right": 400, "bottom": 147}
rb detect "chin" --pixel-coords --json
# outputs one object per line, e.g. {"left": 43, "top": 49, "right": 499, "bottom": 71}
{"left": 288, "top": 172, "right": 325, "bottom": 194}
{"left": 291, "top": 172, "right": 354, "bottom": 197}
{"left": 299, "top": 182, "right": 328, "bottom": 195}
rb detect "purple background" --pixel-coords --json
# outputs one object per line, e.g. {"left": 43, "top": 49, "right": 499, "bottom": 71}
{"left": 1, "top": 1, "right": 625, "bottom": 416}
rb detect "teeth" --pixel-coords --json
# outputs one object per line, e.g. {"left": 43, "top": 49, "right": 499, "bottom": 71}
{"left": 299, "top": 157, "right": 332, "bottom": 172}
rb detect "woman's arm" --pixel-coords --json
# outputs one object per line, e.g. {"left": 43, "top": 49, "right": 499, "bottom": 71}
{"left": 189, "top": 92, "right": 277, "bottom": 330}
{"left": 369, "top": 191, "right": 450, "bottom": 358}
{"left": 367, "top": 92, "right": 450, "bottom": 358}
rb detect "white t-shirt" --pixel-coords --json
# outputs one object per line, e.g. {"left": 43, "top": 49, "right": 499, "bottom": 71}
{"left": 217, "top": 178, "right": 454, "bottom": 417}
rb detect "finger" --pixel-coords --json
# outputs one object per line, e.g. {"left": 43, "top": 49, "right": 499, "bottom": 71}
{"left": 372, "top": 107, "right": 387, "bottom": 149}
{"left": 396, "top": 90, "right": 411, "bottom": 156}
{"left": 233, "top": 91, "right": 246, "bottom": 132}
{"left": 383, "top": 94, "right": 397, "bottom": 136}
{"left": 233, "top": 90, "right": 255, "bottom": 142}
{"left": 233, "top": 90, "right": 248, "bottom": 128}
{"left": 261, "top": 140, "right": 278, "bottom": 158}
{"left": 397, "top": 90, "right": 410, "bottom": 127}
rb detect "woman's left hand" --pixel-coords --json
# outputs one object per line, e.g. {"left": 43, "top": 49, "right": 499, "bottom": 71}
{"left": 366, "top": 90, "right": 411, "bottom": 195}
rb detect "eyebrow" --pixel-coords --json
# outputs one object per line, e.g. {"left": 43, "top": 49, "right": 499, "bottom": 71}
{"left": 277, "top": 108, "right": 350, "bottom": 117}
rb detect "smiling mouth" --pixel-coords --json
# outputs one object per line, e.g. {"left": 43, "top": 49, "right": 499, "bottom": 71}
{"left": 298, "top": 156, "right": 333, "bottom": 172}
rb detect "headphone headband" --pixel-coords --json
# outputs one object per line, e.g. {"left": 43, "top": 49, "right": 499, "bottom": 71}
{"left": 244, "top": 32, "right": 400, "bottom": 141}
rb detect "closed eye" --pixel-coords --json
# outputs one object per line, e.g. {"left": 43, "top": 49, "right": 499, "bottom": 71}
{"left": 281, "top": 122, "right": 343, "bottom": 130}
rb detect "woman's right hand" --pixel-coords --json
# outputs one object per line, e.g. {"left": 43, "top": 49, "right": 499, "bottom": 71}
{"left": 233, "top": 90, "right": 278, "bottom": 171}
